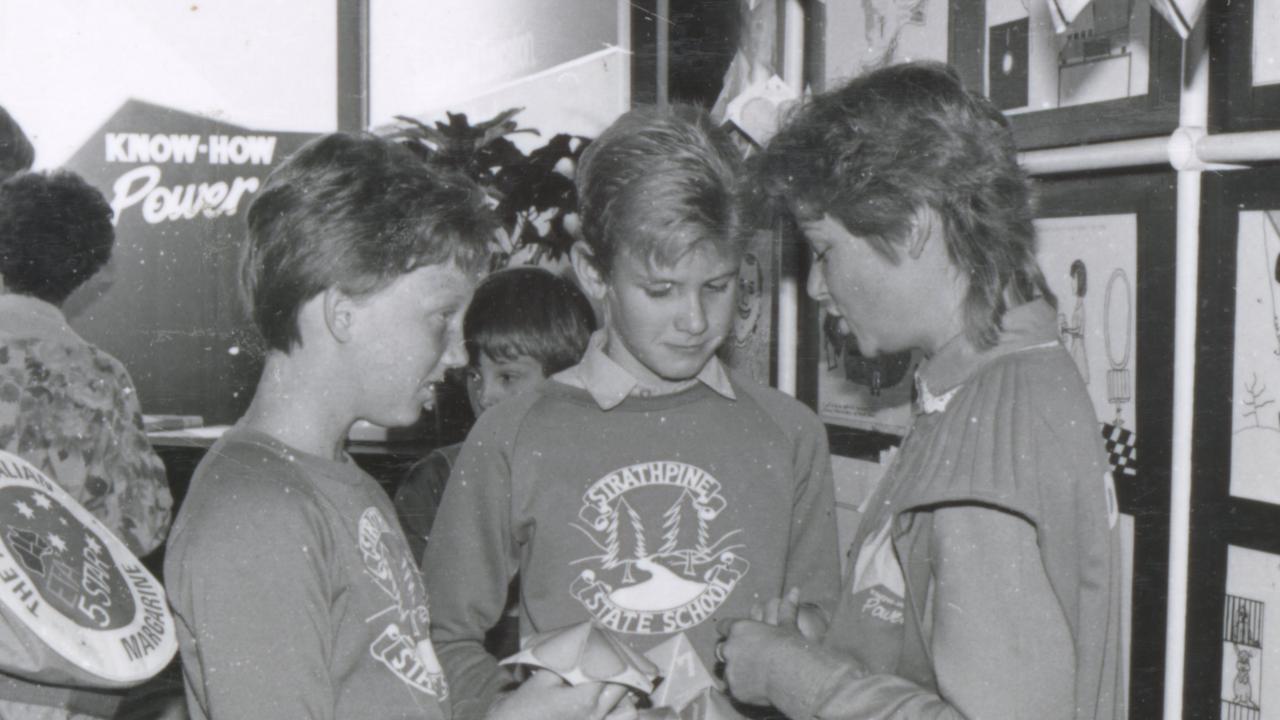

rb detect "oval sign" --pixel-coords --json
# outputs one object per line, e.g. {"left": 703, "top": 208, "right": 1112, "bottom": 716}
{"left": 0, "top": 449, "right": 176, "bottom": 683}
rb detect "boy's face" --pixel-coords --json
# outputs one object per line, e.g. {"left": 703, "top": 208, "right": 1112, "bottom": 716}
{"left": 347, "top": 264, "right": 474, "bottom": 427}
{"left": 602, "top": 244, "right": 739, "bottom": 385}
{"left": 465, "top": 353, "right": 546, "bottom": 416}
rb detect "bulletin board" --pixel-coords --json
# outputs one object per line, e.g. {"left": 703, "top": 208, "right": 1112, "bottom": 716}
{"left": 1187, "top": 164, "right": 1280, "bottom": 720}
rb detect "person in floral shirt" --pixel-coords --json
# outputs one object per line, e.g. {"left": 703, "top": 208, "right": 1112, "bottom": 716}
{"left": 0, "top": 169, "right": 172, "bottom": 558}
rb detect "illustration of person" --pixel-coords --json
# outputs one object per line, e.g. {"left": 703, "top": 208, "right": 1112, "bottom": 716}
{"left": 1233, "top": 646, "right": 1257, "bottom": 708}
{"left": 1059, "top": 259, "right": 1090, "bottom": 384}
{"left": 733, "top": 252, "right": 762, "bottom": 348}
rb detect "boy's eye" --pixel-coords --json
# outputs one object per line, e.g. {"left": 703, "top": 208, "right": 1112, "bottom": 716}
{"left": 811, "top": 247, "right": 831, "bottom": 264}
{"left": 644, "top": 283, "right": 674, "bottom": 298}
{"left": 706, "top": 281, "right": 731, "bottom": 294}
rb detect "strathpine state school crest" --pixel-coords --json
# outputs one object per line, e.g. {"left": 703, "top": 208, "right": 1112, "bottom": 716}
{"left": 571, "top": 460, "right": 749, "bottom": 635}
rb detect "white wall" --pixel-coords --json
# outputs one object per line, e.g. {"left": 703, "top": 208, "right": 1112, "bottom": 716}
{"left": 0, "top": 0, "right": 337, "bottom": 168}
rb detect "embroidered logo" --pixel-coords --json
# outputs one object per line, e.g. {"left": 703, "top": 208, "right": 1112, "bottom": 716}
{"left": 570, "top": 461, "right": 748, "bottom": 635}
{"left": 357, "top": 507, "right": 446, "bottom": 698}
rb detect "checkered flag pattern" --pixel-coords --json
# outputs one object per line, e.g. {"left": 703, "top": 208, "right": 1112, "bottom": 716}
{"left": 1101, "top": 422, "right": 1137, "bottom": 479}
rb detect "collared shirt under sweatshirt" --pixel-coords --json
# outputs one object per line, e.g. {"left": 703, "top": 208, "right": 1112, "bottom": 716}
{"left": 422, "top": 334, "right": 841, "bottom": 720}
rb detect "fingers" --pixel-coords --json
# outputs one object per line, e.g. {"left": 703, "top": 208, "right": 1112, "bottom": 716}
{"left": 716, "top": 617, "right": 738, "bottom": 639}
{"left": 593, "top": 683, "right": 627, "bottom": 716}
{"left": 776, "top": 586, "right": 801, "bottom": 626}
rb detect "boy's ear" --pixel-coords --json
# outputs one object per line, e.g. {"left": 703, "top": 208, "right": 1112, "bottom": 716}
{"left": 906, "top": 205, "right": 935, "bottom": 260}
{"left": 571, "top": 241, "right": 609, "bottom": 301}
{"left": 322, "top": 287, "right": 356, "bottom": 343}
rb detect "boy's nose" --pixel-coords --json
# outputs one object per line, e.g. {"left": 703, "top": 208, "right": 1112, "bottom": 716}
{"left": 806, "top": 267, "right": 828, "bottom": 302}
{"left": 440, "top": 334, "right": 468, "bottom": 370}
{"left": 675, "top": 295, "right": 708, "bottom": 335}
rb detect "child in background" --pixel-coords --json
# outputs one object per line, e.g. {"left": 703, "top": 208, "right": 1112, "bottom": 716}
{"left": 394, "top": 265, "right": 597, "bottom": 564}
{"left": 422, "top": 105, "right": 841, "bottom": 720}
{"left": 164, "top": 134, "right": 624, "bottom": 720}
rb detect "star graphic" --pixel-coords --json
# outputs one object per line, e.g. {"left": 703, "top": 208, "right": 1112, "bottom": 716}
{"left": 32, "top": 493, "right": 52, "bottom": 510}
{"left": 47, "top": 533, "right": 67, "bottom": 553}
{"left": 85, "top": 535, "right": 102, "bottom": 553}
{"left": 59, "top": 517, "right": 68, "bottom": 526}
{"left": 14, "top": 501, "right": 33, "bottom": 519}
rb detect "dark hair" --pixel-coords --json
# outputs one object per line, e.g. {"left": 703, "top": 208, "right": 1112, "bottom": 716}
{"left": 0, "top": 170, "right": 114, "bottom": 304}
{"left": 0, "top": 106, "right": 34, "bottom": 182}
{"left": 464, "top": 266, "right": 596, "bottom": 375}
{"left": 242, "top": 133, "right": 494, "bottom": 352}
{"left": 1069, "top": 259, "right": 1087, "bottom": 297}
{"left": 756, "top": 61, "right": 1050, "bottom": 349}
{"left": 576, "top": 105, "right": 744, "bottom": 276}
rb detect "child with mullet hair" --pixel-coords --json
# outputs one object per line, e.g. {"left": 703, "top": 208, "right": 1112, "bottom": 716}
{"left": 165, "top": 134, "right": 625, "bottom": 720}
{"left": 423, "top": 106, "right": 840, "bottom": 720}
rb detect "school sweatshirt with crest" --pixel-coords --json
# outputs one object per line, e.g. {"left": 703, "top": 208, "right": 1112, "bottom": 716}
{"left": 422, "top": 375, "right": 840, "bottom": 720}
{"left": 165, "top": 428, "right": 450, "bottom": 720}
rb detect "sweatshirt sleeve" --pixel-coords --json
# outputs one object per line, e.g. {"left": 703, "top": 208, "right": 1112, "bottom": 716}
{"left": 769, "top": 505, "right": 1075, "bottom": 720}
{"left": 168, "top": 477, "right": 337, "bottom": 720}
{"left": 420, "top": 420, "right": 519, "bottom": 720}
{"left": 783, "top": 410, "right": 842, "bottom": 618}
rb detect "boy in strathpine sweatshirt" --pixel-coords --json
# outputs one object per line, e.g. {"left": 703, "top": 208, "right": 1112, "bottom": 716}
{"left": 422, "top": 106, "right": 841, "bottom": 720}
{"left": 164, "top": 134, "right": 625, "bottom": 720}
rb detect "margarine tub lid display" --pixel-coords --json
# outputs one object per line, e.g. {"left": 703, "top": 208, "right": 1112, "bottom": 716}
{"left": 0, "top": 450, "right": 176, "bottom": 686}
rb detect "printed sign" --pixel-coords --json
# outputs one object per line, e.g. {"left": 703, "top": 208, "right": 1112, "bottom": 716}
{"left": 63, "top": 100, "right": 317, "bottom": 425}
{"left": 0, "top": 450, "right": 175, "bottom": 683}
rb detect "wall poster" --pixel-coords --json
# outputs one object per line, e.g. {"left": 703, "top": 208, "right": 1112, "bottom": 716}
{"left": 814, "top": 309, "right": 918, "bottom": 436}
{"left": 1256, "top": 0, "right": 1280, "bottom": 87}
{"left": 1230, "top": 211, "right": 1280, "bottom": 506}
{"left": 984, "top": 0, "right": 1150, "bottom": 113}
{"left": 1034, "top": 214, "right": 1139, "bottom": 430}
{"left": 1223, "top": 545, "right": 1280, "bottom": 719}
{"left": 719, "top": 229, "right": 778, "bottom": 386}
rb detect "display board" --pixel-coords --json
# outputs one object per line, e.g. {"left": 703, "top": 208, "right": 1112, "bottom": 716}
{"left": 63, "top": 100, "right": 317, "bottom": 424}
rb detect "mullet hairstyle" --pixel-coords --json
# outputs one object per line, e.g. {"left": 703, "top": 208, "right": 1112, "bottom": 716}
{"left": 756, "top": 61, "right": 1052, "bottom": 350}
{"left": 575, "top": 104, "right": 745, "bottom": 276}
{"left": 0, "top": 170, "right": 114, "bottom": 305}
{"left": 463, "top": 266, "right": 597, "bottom": 375}
{"left": 242, "top": 133, "right": 494, "bottom": 352}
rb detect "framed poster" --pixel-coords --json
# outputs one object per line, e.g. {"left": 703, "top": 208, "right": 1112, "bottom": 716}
{"left": 1209, "top": 0, "right": 1280, "bottom": 132}
{"left": 949, "top": 0, "right": 1181, "bottom": 149}
{"left": 718, "top": 228, "right": 780, "bottom": 387}
{"left": 1034, "top": 170, "right": 1177, "bottom": 714}
{"left": 1188, "top": 166, "right": 1280, "bottom": 719}
{"left": 1221, "top": 545, "right": 1279, "bottom": 719}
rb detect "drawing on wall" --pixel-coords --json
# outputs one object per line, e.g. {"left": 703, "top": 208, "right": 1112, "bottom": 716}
{"left": 816, "top": 309, "right": 917, "bottom": 435}
{"left": 861, "top": 0, "right": 931, "bottom": 70}
{"left": 985, "top": 0, "right": 1150, "bottom": 112}
{"left": 1223, "top": 545, "right": 1280, "bottom": 719}
{"left": 1035, "top": 215, "right": 1138, "bottom": 426}
{"left": 719, "top": 231, "right": 775, "bottom": 385}
{"left": 1256, "top": 0, "right": 1280, "bottom": 87}
{"left": 1036, "top": 215, "right": 1139, "bottom": 481}
{"left": 823, "top": 0, "right": 948, "bottom": 82}
{"left": 1230, "top": 211, "right": 1280, "bottom": 506}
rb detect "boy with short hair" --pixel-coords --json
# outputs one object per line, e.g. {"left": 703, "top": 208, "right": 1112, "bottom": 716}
{"left": 164, "top": 134, "right": 623, "bottom": 720}
{"left": 422, "top": 106, "right": 840, "bottom": 720}
{"left": 395, "top": 265, "right": 597, "bottom": 563}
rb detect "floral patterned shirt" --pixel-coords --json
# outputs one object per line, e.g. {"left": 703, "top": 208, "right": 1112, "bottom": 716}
{"left": 0, "top": 294, "right": 171, "bottom": 556}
